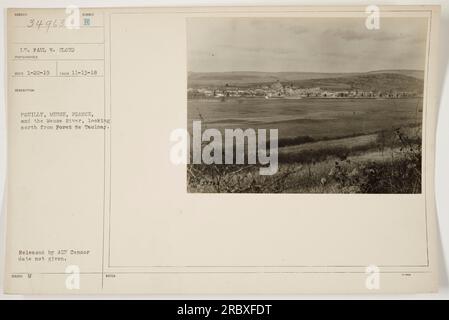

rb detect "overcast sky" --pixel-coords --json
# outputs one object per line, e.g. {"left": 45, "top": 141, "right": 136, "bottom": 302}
{"left": 187, "top": 17, "right": 428, "bottom": 73}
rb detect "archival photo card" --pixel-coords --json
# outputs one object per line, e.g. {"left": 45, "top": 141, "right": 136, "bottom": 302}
{"left": 3, "top": 6, "right": 440, "bottom": 294}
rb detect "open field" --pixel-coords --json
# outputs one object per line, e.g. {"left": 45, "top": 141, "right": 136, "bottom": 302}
{"left": 187, "top": 97, "right": 422, "bottom": 193}
{"left": 188, "top": 97, "right": 422, "bottom": 139}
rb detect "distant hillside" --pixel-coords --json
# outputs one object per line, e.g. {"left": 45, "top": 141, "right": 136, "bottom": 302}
{"left": 366, "top": 69, "right": 424, "bottom": 80}
{"left": 188, "top": 71, "right": 356, "bottom": 87}
{"left": 286, "top": 73, "right": 424, "bottom": 93}
{"left": 188, "top": 70, "right": 424, "bottom": 93}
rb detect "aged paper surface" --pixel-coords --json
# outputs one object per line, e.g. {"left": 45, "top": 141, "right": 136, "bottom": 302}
{"left": 4, "top": 6, "right": 440, "bottom": 294}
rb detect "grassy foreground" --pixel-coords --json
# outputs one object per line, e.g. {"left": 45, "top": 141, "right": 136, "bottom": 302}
{"left": 187, "top": 127, "right": 422, "bottom": 193}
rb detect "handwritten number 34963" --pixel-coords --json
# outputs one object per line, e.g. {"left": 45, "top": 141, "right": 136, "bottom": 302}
{"left": 26, "top": 18, "right": 65, "bottom": 32}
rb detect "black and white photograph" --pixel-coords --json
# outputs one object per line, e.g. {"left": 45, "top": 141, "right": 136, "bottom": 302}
{"left": 187, "top": 17, "right": 427, "bottom": 193}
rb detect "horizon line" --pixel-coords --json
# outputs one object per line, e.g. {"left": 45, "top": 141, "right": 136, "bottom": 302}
{"left": 187, "top": 69, "right": 424, "bottom": 74}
